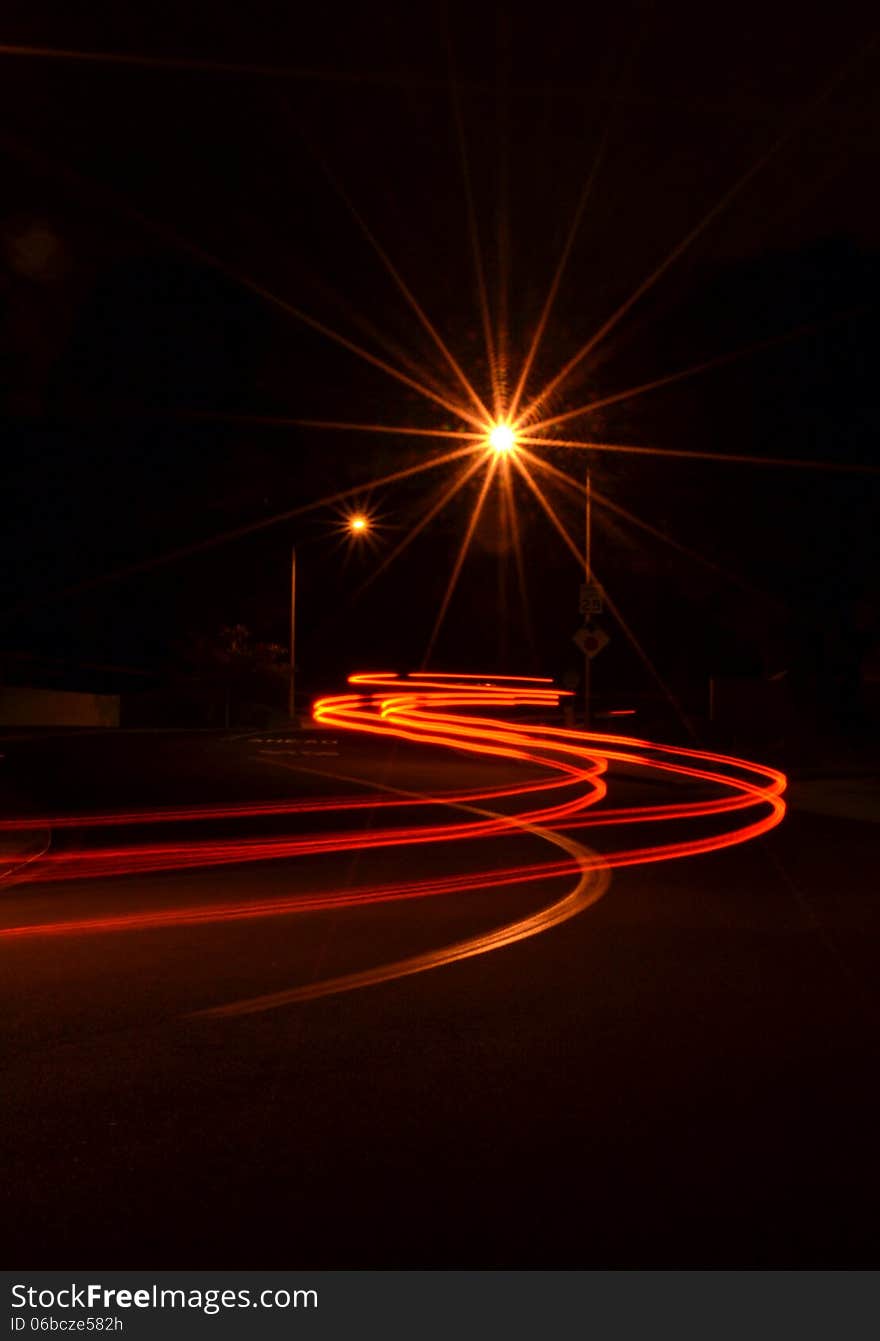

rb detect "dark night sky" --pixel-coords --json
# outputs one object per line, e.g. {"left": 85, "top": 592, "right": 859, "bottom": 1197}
{"left": 1, "top": 0, "right": 878, "bottom": 710}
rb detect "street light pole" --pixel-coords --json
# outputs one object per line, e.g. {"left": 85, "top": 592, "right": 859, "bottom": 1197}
{"left": 288, "top": 543, "right": 297, "bottom": 723}
{"left": 584, "top": 466, "right": 592, "bottom": 732}
{"left": 287, "top": 514, "right": 370, "bottom": 724}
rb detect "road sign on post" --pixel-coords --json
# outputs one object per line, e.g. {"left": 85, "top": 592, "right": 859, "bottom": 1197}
{"left": 573, "top": 622, "right": 610, "bottom": 659}
{"left": 579, "top": 583, "right": 604, "bottom": 615}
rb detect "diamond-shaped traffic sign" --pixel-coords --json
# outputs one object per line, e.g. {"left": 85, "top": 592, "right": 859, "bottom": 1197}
{"left": 573, "top": 623, "right": 610, "bottom": 658}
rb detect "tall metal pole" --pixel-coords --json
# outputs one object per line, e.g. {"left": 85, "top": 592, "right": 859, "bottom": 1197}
{"left": 584, "top": 467, "right": 592, "bottom": 732}
{"left": 288, "top": 544, "right": 297, "bottom": 723}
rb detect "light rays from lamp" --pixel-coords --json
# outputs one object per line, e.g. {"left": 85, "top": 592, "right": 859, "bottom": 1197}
{"left": 6, "top": 22, "right": 880, "bottom": 683}
{"left": 353, "top": 453, "right": 490, "bottom": 596}
{"left": 422, "top": 457, "right": 500, "bottom": 667}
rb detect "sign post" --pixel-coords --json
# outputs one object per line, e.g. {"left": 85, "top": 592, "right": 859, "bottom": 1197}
{"left": 288, "top": 544, "right": 296, "bottom": 722}
{"left": 579, "top": 582, "right": 604, "bottom": 615}
{"left": 584, "top": 470, "right": 592, "bottom": 730}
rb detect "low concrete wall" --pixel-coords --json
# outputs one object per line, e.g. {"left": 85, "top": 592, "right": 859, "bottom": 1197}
{"left": 0, "top": 686, "right": 120, "bottom": 727}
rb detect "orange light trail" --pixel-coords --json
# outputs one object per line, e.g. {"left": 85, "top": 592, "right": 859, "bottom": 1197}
{"left": 0, "top": 31, "right": 863, "bottom": 885}
{"left": 1, "top": 674, "right": 786, "bottom": 1017}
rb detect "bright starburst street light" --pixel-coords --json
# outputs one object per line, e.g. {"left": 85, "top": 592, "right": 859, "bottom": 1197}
{"left": 22, "top": 27, "right": 876, "bottom": 699}
{"left": 487, "top": 422, "right": 516, "bottom": 454}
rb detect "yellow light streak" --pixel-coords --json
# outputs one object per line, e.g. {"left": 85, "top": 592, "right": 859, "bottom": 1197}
{"left": 293, "top": 419, "right": 484, "bottom": 442}
{"left": 505, "top": 465, "right": 536, "bottom": 663}
{"left": 517, "top": 308, "right": 869, "bottom": 439}
{"left": 172, "top": 413, "right": 484, "bottom": 441}
{"left": 509, "top": 453, "right": 585, "bottom": 570}
{"left": 423, "top": 458, "right": 500, "bottom": 666}
{"left": 0, "top": 129, "right": 488, "bottom": 432}
{"left": 356, "top": 453, "right": 488, "bottom": 594}
{"left": 590, "top": 566, "right": 694, "bottom": 733}
{"left": 517, "top": 434, "right": 880, "bottom": 473}
{"left": 448, "top": 50, "right": 501, "bottom": 420}
{"left": 10, "top": 26, "right": 879, "bottom": 644}
{"left": 510, "top": 455, "right": 693, "bottom": 731}
{"left": 307, "top": 144, "right": 492, "bottom": 424}
{"left": 590, "top": 482, "right": 779, "bottom": 605}
{"left": 5, "top": 445, "right": 480, "bottom": 617}
{"left": 518, "top": 448, "right": 777, "bottom": 605}
{"left": 515, "top": 35, "right": 880, "bottom": 428}
{"left": 506, "top": 124, "right": 616, "bottom": 425}
{"left": 0, "top": 42, "right": 449, "bottom": 89}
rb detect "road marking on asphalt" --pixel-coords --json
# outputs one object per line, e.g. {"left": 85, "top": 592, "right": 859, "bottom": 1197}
{"left": 255, "top": 748, "right": 341, "bottom": 757}
{"left": 246, "top": 737, "right": 340, "bottom": 746}
{"left": 0, "top": 829, "right": 52, "bottom": 887}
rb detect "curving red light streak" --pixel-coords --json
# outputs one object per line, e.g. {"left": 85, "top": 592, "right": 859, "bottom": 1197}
{"left": 0, "top": 673, "right": 786, "bottom": 1011}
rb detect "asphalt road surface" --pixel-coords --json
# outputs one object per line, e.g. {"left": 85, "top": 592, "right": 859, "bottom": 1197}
{"left": 1, "top": 721, "right": 878, "bottom": 1267}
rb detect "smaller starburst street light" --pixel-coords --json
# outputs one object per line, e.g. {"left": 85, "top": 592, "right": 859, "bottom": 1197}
{"left": 487, "top": 422, "right": 517, "bottom": 455}
{"left": 289, "top": 510, "right": 374, "bottom": 721}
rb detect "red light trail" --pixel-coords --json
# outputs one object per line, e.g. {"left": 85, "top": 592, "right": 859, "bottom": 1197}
{"left": 1, "top": 675, "right": 785, "bottom": 1013}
